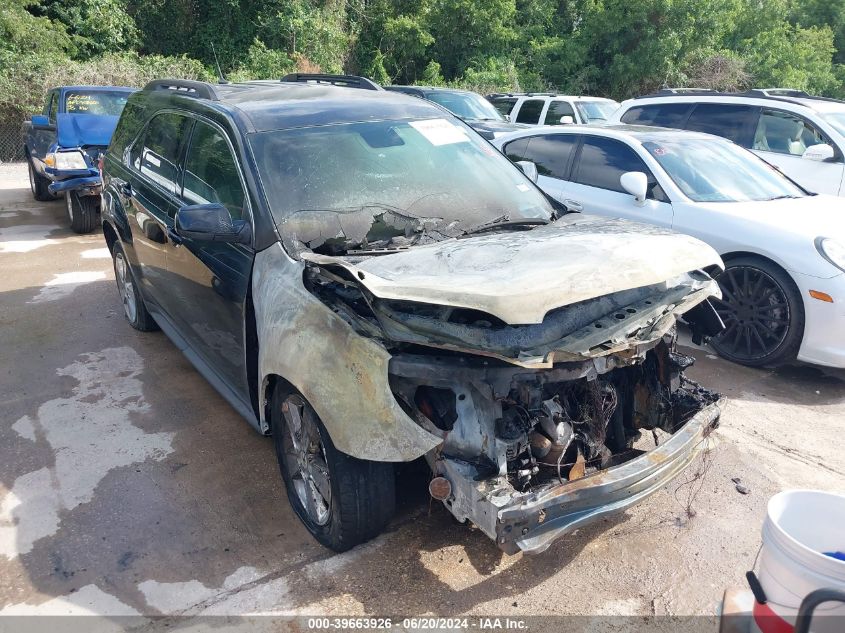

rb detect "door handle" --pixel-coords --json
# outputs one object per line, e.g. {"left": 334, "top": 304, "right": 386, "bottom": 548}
{"left": 563, "top": 199, "right": 583, "bottom": 212}
{"left": 166, "top": 227, "right": 183, "bottom": 246}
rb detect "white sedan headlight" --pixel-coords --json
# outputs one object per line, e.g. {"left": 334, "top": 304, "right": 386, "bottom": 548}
{"left": 816, "top": 237, "right": 845, "bottom": 273}
{"left": 51, "top": 151, "right": 88, "bottom": 170}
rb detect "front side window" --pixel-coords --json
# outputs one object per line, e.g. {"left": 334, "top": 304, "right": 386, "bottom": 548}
{"left": 620, "top": 103, "right": 693, "bottom": 128}
{"left": 521, "top": 134, "right": 578, "bottom": 179}
{"left": 643, "top": 138, "right": 806, "bottom": 202}
{"left": 502, "top": 137, "right": 530, "bottom": 162}
{"left": 684, "top": 103, "right": 757, "bottom": 145}
{"left": 574, "top": 100, "right": 619, "bottom": 123}
{"left": 545, "top": 101, "right": 576, "bottom": 125}
{"left": 754, "top": 108, "right": 831, "bottom": 156}
{"left": 182, "top": 121, "right": 245, "bottom": 220}
{"left": 573, "top": 136, "right": 663, "bottom": 199}
{"left": 515, "top": 99, "right": 545, "bottom": 124}
{"left": 250, "top": 117, "right": 554, "bottom": 255}
{"left": 64, "top": 91, "right": 131, "bottom": 116}
{"left": 131, "top": 112, "right": 192, "bottom": 195}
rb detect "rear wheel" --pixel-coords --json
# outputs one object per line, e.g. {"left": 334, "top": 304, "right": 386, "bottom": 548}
{"left": 66, "top": 191, "right": 98, "bottom": 234}
{"left": 111, "top": 242, "right": 158, "bottom": 332}
{"left": 710, "top": 256, "right": 804, "bottom": 367}
{"left": 28, "top": 157, "right": 55, "bottom": 202}
{"left": 271, "top": 385, "right": 396, "bottom": 552}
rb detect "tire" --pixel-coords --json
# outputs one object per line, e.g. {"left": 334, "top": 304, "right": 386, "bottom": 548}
{"left": 271, "top": 384, "right": 396, "bottom": 552}
{"left": 27, "top": 156, "right": 55, "bottom": 202}
{"left": 710, "top": 256, "right": 804, "bottom": 367}
{"left": 66, "top": 191, "right": 98, "bottom": 234}
{"left": 111, "top": 242, "right": 158, "bottom": 332}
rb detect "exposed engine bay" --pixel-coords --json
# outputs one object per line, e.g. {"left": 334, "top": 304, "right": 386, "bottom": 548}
{"left": 297, "top": 254, "right": 722, "bottom": 553}
{"left": 253, "top": 218, "right": 725, "bottom": 554}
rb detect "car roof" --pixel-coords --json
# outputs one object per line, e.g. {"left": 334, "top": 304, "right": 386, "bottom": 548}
{"left": 137, "top": 78, "right": 447, "bottom": 133}
{"left": 498, "top": 123, "right": 726, "bottom": 145}
{"left": 627, "top": 90, "right": 845, "bottom": 114}
{"left": 488, "top": 93, "right": 616, "bottom": 101}
{"left": 59, "top": 86, "right": 136, "bottom": 93}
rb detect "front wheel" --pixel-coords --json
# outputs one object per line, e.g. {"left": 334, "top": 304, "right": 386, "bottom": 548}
{"left": 28, "top": 158, "right": 55, "bottom": 202}
{"left": 271, "top": 385, "right": 396, "bottom": 552}
{"left": 710, "top": 256, "right": 804, "bottom": 367}
{"left": 66, "top": 191, "right": 98, "bottom": 234}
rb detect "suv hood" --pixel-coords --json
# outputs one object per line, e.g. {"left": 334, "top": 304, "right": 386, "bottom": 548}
{"left": 56, "top": 113, "right": 121, "bottom": 148}
{"left": 302, "top": 214, "right": 722, "bottom": 324}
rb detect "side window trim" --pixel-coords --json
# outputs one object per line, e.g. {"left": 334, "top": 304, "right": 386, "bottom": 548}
{"left": 179, "top": 115, "right": 253, "bottom": 225}
{"left": 556, "top": 133, "right": 580, "bottom": 181}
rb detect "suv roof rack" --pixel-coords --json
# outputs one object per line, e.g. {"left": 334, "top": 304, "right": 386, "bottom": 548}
{"left": 487, "top": 92, "right": 559, "bottom": 98}
{"left": 144, "top": 79, "right": 220, "bottom": 101}
{"left": 279, "top": 73, "right": 382, "bottom": 91}
{"left": 750, "top": 88, "right": 810, "bottom": 97}
{"left": 654, "top": 87, "right": 716, "bottom": 94}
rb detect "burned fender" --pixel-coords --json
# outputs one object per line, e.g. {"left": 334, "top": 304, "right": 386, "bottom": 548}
{"left": 252, "top": 243, "right": 442, "bottom": 462}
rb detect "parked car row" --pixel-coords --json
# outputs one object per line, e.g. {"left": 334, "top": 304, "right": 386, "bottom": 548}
{"left": 18, "top": 72, "right": 845, "bottom": 556}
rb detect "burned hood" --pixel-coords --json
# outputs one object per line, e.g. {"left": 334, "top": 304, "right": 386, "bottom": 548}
{"left": 302, "top": 215, "right": 723, "bottom": 325}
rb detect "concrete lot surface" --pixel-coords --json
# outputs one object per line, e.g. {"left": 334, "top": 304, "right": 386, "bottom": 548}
{"left": 1, "top": 162, "right": 844, "bottom": 626}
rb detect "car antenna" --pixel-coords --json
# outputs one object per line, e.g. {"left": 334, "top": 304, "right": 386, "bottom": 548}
{"left": 210, "top": 42, "right": 229, "bottom": 85}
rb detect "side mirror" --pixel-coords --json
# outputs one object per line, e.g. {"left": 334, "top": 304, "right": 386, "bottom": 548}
{"left": 175, "top": 203, "right": 250, "bottom": 244}
{"left": 559, "top": 115, "right": 575, "bottom": 125}
{"left": 803, "top": 143, "right": 835, "bottom": 162}
{"left": 516, "top": 160, "right": 539, "bottom": 183}
{"left": 31, "top": 115, "right": 51, "bottom": 129}
{"left": 620, "top": 171, "right": 649, "bottom": 205}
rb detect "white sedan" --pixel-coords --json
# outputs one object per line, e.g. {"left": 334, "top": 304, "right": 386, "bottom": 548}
{"left": 493, "top": 125, "right": 845, "bottom": 368}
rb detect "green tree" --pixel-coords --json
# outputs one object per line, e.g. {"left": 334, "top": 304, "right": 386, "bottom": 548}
{"left": 31, "top": 0, "right": 138, "bottom": 58}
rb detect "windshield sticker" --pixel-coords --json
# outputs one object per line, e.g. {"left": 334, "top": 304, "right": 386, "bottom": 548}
{"left": 516, "top": 183, "right": 531, "bottom": 192}
{"left": 66, "top": 94, "right": 100, "bottom": 112}
{"left": 652, "top": 146, "right": 667, "bottom": 156}
{"left": 409, "top": 119, "right": 469, "bottom": 146}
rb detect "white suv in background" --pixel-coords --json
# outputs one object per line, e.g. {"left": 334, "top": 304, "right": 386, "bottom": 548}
{"left": 610, "top": 89, "right": 845, "bottom": 196}
{"left": 487, "top": 93, "right": 620, "bottom": 126}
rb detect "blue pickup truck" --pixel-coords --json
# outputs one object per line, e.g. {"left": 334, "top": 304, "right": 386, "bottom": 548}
{"left": 24, "top": 86, "right": 135, "bottom": 233}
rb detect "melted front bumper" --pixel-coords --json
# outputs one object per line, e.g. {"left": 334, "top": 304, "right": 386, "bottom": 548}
{"left": 490, "top": 402, "right": 721, "bottom": 554}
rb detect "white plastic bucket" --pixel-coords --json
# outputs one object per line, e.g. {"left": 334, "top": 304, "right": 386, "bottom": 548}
{"left": 756, "top": 490, "right": 845, "bottom": 633}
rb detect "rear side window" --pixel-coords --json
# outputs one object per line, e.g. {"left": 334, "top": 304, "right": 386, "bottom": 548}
{"left": 48, "top": 93, "right": 58, "bottom": 122}
{"left": 502, "top": 137, "right": 530, "bottom": 161}
{"left": 573, "top": 136, "right": 667, "bottom": 200}
{"left": 521, "top": 134, "right": 578, "bottom": 179}
{"left": 684, "top": 103, "right": 757, "bottom": 146}
{"left": 181, "top": 121, "right": 246, "bottom": 220}
{"left": 620, "top": 103, "right": 693, "bottom": 128}
{"left": 490, "top": 98, "right": 517, "bottom": 116}
{"left": 516, "top": 99, "right": 545, "bottom": 124}
{"left": 130, "top": 112, "right": 192, "bottom": 195}
{"left": 545, "top": 101, "right": 576, "bottom": 125}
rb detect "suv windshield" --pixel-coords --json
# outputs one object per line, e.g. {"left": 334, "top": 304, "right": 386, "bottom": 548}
{"left": 425, "top": 92, "right": 505, "bottom": 121}
{"left": 251, "top": 117, "right": 553, "bottom": 254}
{"left": 574, "top": 100, "right": 620, "bottom": 123}
{"left": 643, "top": 138, "right": 806, "bottom": 202}
{"left": 64, "top": 90, "right": 130, "bottom": 116}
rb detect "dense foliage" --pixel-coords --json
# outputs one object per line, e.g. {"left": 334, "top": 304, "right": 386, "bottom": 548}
{"left": 1, "top": 0, "right": 844, "bottom": 122}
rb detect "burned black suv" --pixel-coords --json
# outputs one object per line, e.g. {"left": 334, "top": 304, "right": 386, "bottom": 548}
{"left": 101, "top": 73, "right": 724, "bottom": 554}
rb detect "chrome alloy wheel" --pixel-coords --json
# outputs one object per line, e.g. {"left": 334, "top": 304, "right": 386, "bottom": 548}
{"left": 114, "top": 252, "right": 137, "bottom": 324}
{"left": 280, "top": 395, "right": 332, "bottom": 526}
